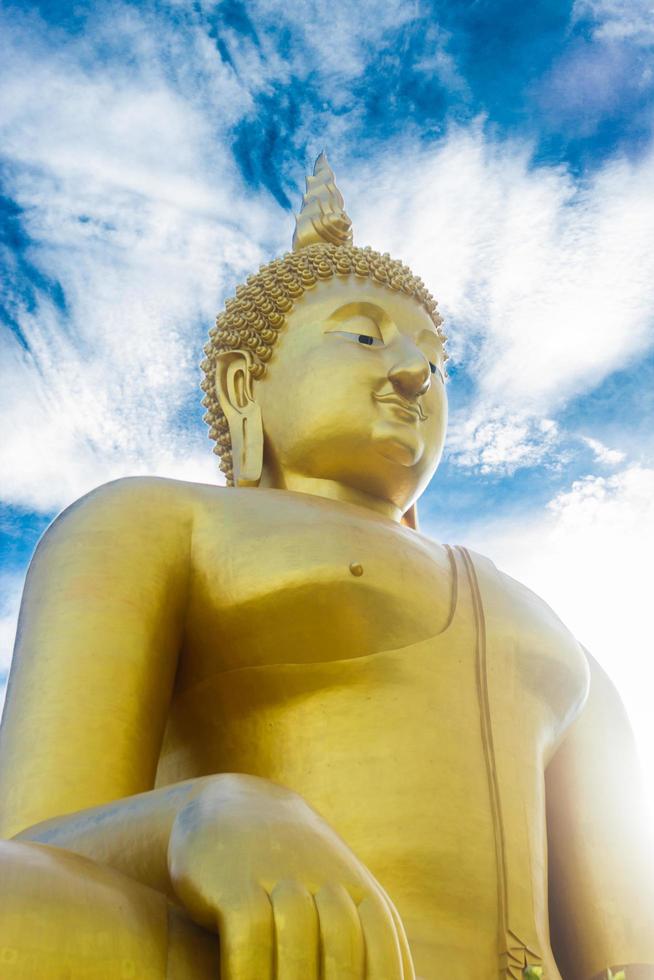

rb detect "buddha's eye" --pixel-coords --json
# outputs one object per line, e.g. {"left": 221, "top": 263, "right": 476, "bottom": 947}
{"left": 429, "top": 361, "right": 436, "bottom": 373}
{"left": 329, "top": 330, "right": 384, "bottom": 348}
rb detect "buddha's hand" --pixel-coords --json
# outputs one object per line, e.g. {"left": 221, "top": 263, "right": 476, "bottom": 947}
{"left": 168, "top": 773, "right": 414, "bottom": 980}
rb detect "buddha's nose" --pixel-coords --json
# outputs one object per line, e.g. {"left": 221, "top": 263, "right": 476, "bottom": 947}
{"left": 388, "top": 348, "right": 431, "bottom": 399}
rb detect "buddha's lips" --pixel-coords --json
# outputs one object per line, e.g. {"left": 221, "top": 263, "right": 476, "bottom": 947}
{"left": 373, "top": 392, "right": 428, "bottom": 421}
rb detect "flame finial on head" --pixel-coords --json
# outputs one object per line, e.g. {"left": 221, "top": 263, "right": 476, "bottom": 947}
{"left": 292, "top": 151, "right": 353, "bottom": 251}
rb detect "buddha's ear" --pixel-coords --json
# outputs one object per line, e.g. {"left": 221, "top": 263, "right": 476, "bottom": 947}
{"left": 214, "top": 350, "right": 263, "bottom": 487}
{"left": 401, "top": 503, "right": 419, "bottom": 530}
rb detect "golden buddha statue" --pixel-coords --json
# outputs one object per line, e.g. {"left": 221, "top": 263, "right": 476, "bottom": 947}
{"left": 0, "top": 153, "right": 652, "bottom": 980}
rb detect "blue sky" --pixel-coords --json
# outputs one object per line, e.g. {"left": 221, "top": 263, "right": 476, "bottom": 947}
{"left": 1, "top": 0, "right": 654, "bottom": 798}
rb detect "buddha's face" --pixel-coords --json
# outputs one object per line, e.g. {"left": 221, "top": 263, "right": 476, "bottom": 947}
{"left": 254, "top": 276, "right": 447, "bottom": 513}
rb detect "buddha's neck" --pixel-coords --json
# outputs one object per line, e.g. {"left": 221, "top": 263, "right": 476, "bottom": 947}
{"left": 257, "top": 469, "right": 403, "bottom": 523}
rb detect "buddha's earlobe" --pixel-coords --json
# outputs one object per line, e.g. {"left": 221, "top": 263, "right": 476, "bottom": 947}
{"left": 214, "top": 350, "right": 263, "bottom": 487}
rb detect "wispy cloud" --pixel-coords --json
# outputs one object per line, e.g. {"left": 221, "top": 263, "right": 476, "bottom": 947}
{"left": 0, "top": 572, "right": 22, "bottom": 715}
{"left": 448, "top": 414, "right": 561, "bottom": 475}
{"left": 574, "top": 0, "right": 654, "bottom": 45}
{"left": 236, "top": 0, "right": 421, "bottom": 81}
{"left": 0, "top": 3, "right": 288, "bottom": 511}
{"left": 531, "top": 0, "right": 654, "bottom": 144}
{"left": 581, "top": 435, "right": 626, "bottom": 465}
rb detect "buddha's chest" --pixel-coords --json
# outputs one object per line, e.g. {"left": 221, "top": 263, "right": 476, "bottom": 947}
{"left": 180, "top": 493, "right": 454, "bottom": 686}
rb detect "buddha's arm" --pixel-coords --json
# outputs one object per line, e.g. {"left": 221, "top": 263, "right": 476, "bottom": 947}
{"left": 14, "top": 773, "right": 414, "bottom": 979}
{"left": 0, "top": 476, "right": 192, "bottom": 839}
{"left": 546, "top": 652, "right": 654, "bottom": 980}
{"left": 13, "top": 777, "right": 214, "bottom": 898}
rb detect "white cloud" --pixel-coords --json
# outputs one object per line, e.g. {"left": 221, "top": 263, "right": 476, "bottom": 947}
{"left": 351, "top": 125, "right": 654, "bottom": 470}
{"left": 582, "top": 435, "right": 626, "bottom": 465}
{"left": 462, "top": 464, "right": 654, "bottom": 812}
{"left": 220, "top": 0, "right": 421, "bottom": 82}
{"left": 574, "top": 0, "right": 654, "bottom": 45}
{"left": 0, "top": 4, "right": 287, "bottom": 512}
{"left": 448, "top": 412, "right": 560, "bottom": 474}
{"left": 413, "top": 25, "right": 470, "bottom": 97}
{"left": 0, "top": 573, "right": 22, "bottom": 717}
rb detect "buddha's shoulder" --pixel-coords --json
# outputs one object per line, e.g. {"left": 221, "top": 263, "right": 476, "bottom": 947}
{"left": 55, "top": 476, "right": 270, "bottom": 531}
{"left": 462, "top": 547, "right": 588, "bottom": 663}
{"left": 52, "top": 476, "right": 229, "bottom": 533}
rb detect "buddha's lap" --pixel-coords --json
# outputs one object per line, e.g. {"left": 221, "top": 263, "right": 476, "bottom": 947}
{"left": 0, "top": 841, "right": 216, "bottom": 978}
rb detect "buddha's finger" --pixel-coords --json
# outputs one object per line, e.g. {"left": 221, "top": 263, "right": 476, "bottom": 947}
{"left": 270, "top": 879, "right": 319, "bottom": 980}
{"left": 376, "top": 885, "right": 416, "bottom": 980}
{"left": 358, "top": 891, "right": 404, "bottom": 980}
{"left": 314, "top": 882, "right": 365, "bottom": 980}
{"left": 217, "top": 887, "right": 274, "bottom": 980}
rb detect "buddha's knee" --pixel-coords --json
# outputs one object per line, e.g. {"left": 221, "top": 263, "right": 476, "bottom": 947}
{"left": 0, "top": 840, "right": 216, "bottom": 979}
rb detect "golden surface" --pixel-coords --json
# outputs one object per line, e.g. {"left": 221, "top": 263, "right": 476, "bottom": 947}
{"left": 0, "top": 156, "right": 653, "bottom": 979}
{"left": 292, "top": 150, "right": 353, "bottom": 251}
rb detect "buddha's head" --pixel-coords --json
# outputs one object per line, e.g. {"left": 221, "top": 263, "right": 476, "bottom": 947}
{"left": 201, "top": 153, "right": 447, "bottom": 523}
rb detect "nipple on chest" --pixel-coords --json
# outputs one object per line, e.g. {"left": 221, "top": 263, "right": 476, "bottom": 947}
{"left": 349, "top": 561, "right": 364, "bottom": 577}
